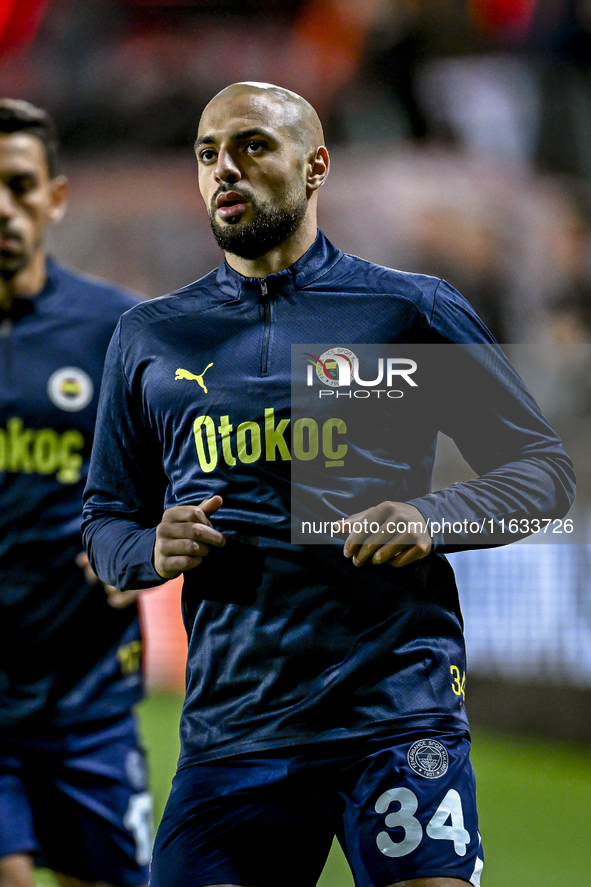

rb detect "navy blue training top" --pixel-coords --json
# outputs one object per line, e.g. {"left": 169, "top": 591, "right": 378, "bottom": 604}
{"left": 83, "top": 231, "right": 575, "bottom": 766}
{"left": 0, "top": 259, "right": 144, "bottom": 727}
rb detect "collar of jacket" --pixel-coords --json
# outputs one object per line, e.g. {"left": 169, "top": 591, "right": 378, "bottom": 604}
{"left": 215, "top": 229, "right": 343, "bottom": 299}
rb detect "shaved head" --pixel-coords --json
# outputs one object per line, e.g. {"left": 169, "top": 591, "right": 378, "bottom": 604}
{"left": 196, "top": 81, "right": 330, "bottom": 273}
{"left": 199, "top": 81, "right": 325, "bottom": 154}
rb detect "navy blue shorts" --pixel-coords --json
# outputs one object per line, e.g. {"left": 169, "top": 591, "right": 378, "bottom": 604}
{"left": 0, "top": 712, "right": 152, "bottom": 885}
{"left": 151, "top": 729, "right": 484, "bottom": 887}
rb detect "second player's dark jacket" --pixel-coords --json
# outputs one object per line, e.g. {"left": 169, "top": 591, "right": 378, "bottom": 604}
{"left": 0, "top": 259, "right": 143, "bottom": 727}
{"left": 83, "top": 231, "right": 575, "bottom": 766}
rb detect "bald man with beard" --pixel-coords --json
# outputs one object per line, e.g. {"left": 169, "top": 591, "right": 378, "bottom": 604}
{"left": 196, "top": 82, "right": 329, "bottom": 269}
{"left": 83, "top": 82, "right": 575, "bottom": 887}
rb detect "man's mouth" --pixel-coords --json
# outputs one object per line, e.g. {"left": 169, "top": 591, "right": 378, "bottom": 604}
{"left": 215, "top": 191, "right": 249, "bottom": 220}
{"left": 0, "top": 231, "right": 22, "bottom": 251}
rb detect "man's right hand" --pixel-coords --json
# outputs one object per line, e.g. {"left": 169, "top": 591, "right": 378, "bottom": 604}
{"left": 154, "top": 496, "right": 225, "bottom": 579}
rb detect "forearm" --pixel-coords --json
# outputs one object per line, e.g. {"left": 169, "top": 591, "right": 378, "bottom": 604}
{"left": 82, "top": 515, "right": 164, "bottom": 590}
{"left": 409, "top": 453, "right": 576, "bottom": 551}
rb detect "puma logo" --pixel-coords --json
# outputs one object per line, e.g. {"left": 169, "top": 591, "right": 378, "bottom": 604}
{"left": 175, "top": 364, "right": 213, "bottom": 393}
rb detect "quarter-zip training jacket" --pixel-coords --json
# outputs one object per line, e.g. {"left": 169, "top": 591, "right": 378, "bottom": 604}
{"left": 83, "top": 231, "right": 575, "bottom": 767}
{"left": 0, "top": 259, "right": 143, "bottom": 727}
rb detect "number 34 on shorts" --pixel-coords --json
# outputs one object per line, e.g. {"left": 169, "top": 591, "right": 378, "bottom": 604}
{"left": 349, "top": 732, "right": 483, "bottom": 886}
{"left": 376, "top": 786, "right": 469, "bottom": 857}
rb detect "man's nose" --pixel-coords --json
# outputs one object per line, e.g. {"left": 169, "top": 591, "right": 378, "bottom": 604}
{"left": 214, "top": 149, "right": 241, "bottom": 184}
{"left": 0, "top": 185, "right": 15, "bottom": 218}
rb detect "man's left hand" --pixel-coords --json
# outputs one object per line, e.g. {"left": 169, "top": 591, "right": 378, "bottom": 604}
{"left": 340, "top": 501, "right": 432, "bottom": 568}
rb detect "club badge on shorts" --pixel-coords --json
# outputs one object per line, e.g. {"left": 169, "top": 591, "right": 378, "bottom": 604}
{"left": 407, "top": 739, "right": 449, "bottom": 779}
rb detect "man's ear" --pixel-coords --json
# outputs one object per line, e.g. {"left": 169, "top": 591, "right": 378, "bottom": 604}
{"left": 307, "top": 146, "right": 330, "bottom": 193}
{"left": 48, "top": 174, "right": 68, "bottom": 224}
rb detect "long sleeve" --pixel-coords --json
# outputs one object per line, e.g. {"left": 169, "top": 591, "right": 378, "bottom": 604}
{"left": 407, "top": 281, "right": 576, "bottom": 549}
{"left": 82, "top": 322, "right": 168, "bottom": 590}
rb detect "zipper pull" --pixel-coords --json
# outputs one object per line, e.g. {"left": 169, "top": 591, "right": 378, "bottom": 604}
{"left": 260, "top": 279, "right": 268, "bottom": 298}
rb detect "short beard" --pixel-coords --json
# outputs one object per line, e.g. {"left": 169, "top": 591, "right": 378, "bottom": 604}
{"left": 0, "top": 255, "right": 25, "bottom": 282}
{"left": 209, "top": 191, "right": 308, "bottom": 261}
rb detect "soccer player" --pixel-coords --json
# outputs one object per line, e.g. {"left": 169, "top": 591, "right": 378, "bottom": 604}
{"left": 82, "top": 82, "right": 575, "bottom": 887}
{"left": 0, "top": 100, "right": 151, "bottom": 887}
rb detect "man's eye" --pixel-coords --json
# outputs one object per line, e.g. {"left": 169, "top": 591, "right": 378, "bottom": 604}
{"left": 199, "top": 150, "right": 217, "bottom": 163}
{"left": 245, "top": 141, "right": 264, "bottom": 153}
{"left": 10, "top": 176, "right": 35, "bottom": 196}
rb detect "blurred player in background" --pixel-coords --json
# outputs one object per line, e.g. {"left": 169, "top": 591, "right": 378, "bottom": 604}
{"left": 0, "top": 100, "right": 151, "bottom": 887}
{"left": 83, "top": 82, "right": 575, "bottom": 887}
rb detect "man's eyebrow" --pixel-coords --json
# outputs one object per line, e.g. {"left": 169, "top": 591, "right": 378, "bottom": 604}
{"left": 233, "top": 128, "right": 276, "bottom": 142}
{"left": 194, "top": 134, "right": 215, "bottom": 149}
{"left": 194, "top": 128, "right": 276, "bottom": 149}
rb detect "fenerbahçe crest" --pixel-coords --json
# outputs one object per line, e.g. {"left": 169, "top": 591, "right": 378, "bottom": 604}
{"left": 407, "top": 739, "right": 449, "bottom": 779}
{"left": 47, "top": 366, "right": 94, "bottom": 412}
